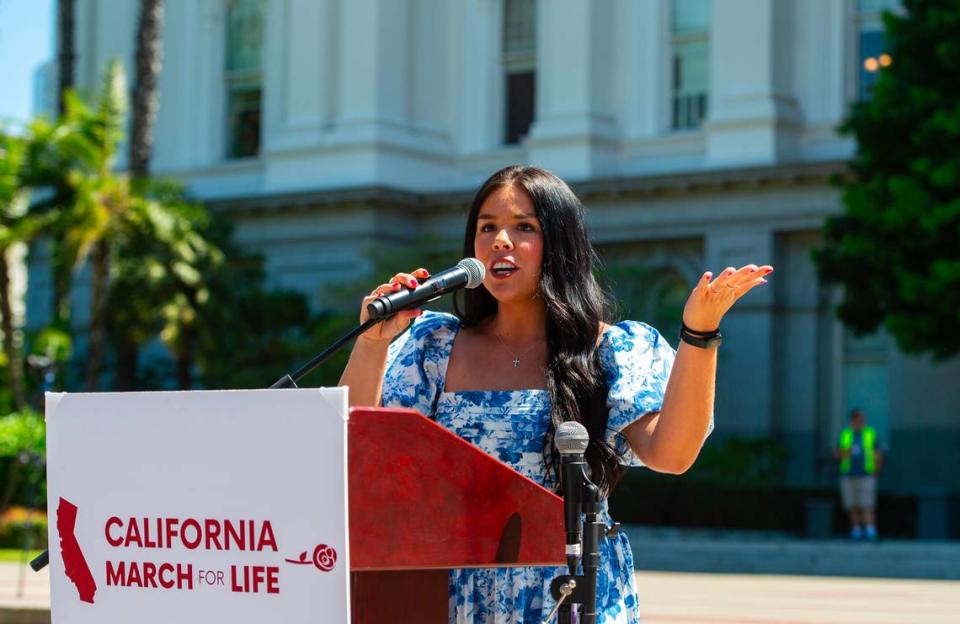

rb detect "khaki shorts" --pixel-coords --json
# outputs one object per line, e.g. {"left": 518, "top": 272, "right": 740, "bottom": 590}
{"left": 840, "top": 475, "right": 877, "bottom": 510}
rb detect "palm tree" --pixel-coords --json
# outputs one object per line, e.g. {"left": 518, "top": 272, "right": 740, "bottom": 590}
{"left": 111, "top": 0, "right": 168, "bottom": 388}
{"left": 39, "top": 61, "right": 217, "bottom": 391}
{"left": 72, "top": 63, "right": 128, "bottom": 390}
{"left": 21, "top": 100, "right": 103, "bottom": 358}
{"left": 57, "top": 0, "right": 77, "bottom": 116}
{"left": 52, "top": 0, "right": 78, "bottom": 332}
{"left": 0, "top": 131, "right": 30, "bottom": 409}
{"left": 129, "top": 0, "right": 166, "bottom": 178}
{"left": 108, "top": 182, "right": 221, "bottom": 390}
{"left": 33, "top": 60, "right": 134, "bottom": 390}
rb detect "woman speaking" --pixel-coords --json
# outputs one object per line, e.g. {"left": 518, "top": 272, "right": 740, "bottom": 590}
{"left": 340, "top": 165, "right": 772, "bottom": 623}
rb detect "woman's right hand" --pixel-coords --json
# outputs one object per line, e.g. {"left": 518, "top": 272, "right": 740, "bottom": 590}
{"left": 357, "top": 267, "right": 430, "bottom": 344}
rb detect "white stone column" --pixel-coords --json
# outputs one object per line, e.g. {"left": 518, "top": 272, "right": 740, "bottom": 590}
{"left": 613, "top": 0, "right": 669, "bottom": 141}
{"left": 154, "top": 0, "right": 212, "bottom": 170}
{"left": 705, "top": 0, "right": 802, "bottom": 165}
{"left": 262, "top": 0, "right": 332, "bottom": 153}
{"left": 192, "top": 0, "right": 228, "bottom": 166}
{"left": 410, "top": 0, "right": 453, "bottom": 141}
{"left": 451, "top": 0, "right": 501, "bottom": 155}
{"left": 328, "top": 0, "right": 412, "bottom": 145}
{"left": 526, "top": 0, "right": 618, "bottom": 179}
{"left": 792, "top": 0, "right": 855, "bottom": 160}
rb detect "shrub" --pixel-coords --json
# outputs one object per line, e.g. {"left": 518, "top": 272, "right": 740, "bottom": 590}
{"left": 0, "top": 506, "right": 47, "bottom": 549}
{"left": 0, "top": 411, "right": 46, "bottom": 511}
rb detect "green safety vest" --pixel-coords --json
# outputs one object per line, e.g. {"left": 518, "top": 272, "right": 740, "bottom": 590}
{"left": 838, "top": 426, "right": 877, "bottom": 475}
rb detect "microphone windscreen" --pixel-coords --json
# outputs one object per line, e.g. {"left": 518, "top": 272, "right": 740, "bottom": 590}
{"left": 555, "top": 421, "right": 589, "bottom": 454}
{"left": 458, "top": 258, "right": 485, "bottom": 288}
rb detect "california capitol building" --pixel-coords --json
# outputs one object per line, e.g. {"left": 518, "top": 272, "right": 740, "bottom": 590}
{"left": 27, "top": 0, "right": 959, "bottom": 506}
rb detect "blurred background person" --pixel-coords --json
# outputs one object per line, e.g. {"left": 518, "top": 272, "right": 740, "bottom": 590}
{"left": 835, "top": 408, "right": 885, "bottom": 541}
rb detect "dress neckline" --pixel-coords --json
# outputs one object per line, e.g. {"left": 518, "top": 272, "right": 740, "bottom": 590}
{"left": 436, "top": 314, "right": 619, "bottom": 395}
{"left": 439, "top": 388, "right": 550, "bottom": 397}
{"left": 438, "top": 316, "right": 550, "bottom": 394}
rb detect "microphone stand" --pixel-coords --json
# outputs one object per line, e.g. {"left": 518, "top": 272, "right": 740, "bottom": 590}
{"left": 30, "top": 316, "right": 385, "bottom": 573}
{"left": 580, "top": 478, "right": 602, "bottom": 624}
{"left": 549, "top": 468, "right": 601, "bottom": 624}
{"left": 269, "top": 318, "right": 379, "bottom": 388}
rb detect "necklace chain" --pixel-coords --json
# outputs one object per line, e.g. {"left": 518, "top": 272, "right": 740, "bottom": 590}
{"left": 493, "top": 328, "right": 543, "bottom": 368}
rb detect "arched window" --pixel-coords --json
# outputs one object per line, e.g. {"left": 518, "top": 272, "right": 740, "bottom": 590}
{"left": 225, "top": 0, "right": 264, "bottom": 159}
{"left": 503, "top": 0, "right": 536, "bottom": 145}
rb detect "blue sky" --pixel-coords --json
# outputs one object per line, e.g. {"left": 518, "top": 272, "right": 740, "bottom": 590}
{"left": 0, "top": 0, "right": 54, "bottom": 127}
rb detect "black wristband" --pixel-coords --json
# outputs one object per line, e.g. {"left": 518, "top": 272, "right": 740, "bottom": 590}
{"left": 679, "top": 325, "right": 722, "bottom": 349}
{"left": 681, "top": 322, "right": 720, "bottom": 337}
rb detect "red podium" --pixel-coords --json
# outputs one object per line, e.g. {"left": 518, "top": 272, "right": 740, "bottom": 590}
{"left": 348, "top": 407, "right": 565, "bottom": 623}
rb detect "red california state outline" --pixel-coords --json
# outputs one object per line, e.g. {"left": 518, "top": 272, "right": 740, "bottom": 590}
{"left": 57, "top": 497, "right": 97, "bottom": 604}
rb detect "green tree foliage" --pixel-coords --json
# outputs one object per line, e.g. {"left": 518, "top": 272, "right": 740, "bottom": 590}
{"left": 21, "top": 63, "right": 135, "bottom": 378}
{"left": 189, "top": 216, "right": 319, "bottom": 390}
{"left": 10, "top": 60, "right": 324, "bottom": 394}
{"left": 814, "top": 0, "right": 960, "bottom": 359}
{"left": 107, "top": 180, "right": 222, "bottom": 389}
{"left": 0, "top": 131, "right": 30, "bottom": 410}
{"left": 56, "top": 62, "right": 133, "bottom": 389}
{"left": 19, "top": 61, "right": 223, "bottom": 391}
{"left": 193, "top": 236, "right": 462, "bottom": 391}
{"left": 22, "top": 93, "right": 98, "bottom": 331}
{"left": 682, "top": 436, "right": 788, "bottom": 487}
{"left": 0, "top": 411, "right": 45, "bottom": 514}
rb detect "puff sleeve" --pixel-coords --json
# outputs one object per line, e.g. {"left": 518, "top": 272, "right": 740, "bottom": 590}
{"left": 379, "top": 311, "right": 459, "bottom": 417}
{"left": 601, "top": 321, "right": 712, "bottom": 467}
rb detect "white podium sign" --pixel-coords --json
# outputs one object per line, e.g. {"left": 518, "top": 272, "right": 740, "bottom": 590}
{"left": 45, "top": 388, "right": 350, "bottom": 623}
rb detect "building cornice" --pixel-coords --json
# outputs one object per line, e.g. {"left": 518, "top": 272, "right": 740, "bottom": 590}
{"left": 204, "top": 160, "right": 849, "bottom": 217}
{"left": 205, "top": 186, "right": 426, "bottom": 216}
{"left": 574, "top": 160, "right": 847, "bottom": 200}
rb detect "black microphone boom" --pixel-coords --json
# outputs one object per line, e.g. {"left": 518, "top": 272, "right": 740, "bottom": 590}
{"left": 366, "top": 258, "right": 485, "bottom": 320}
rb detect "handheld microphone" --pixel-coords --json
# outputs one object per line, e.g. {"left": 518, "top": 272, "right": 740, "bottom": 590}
{"left": 555, "top": 420, "right": 589, "bottom": 574}
{"left": 366, "top": 258, "right": 485, "bottom": 321}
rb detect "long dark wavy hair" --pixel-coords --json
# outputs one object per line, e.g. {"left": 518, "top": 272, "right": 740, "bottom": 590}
{"left": 454, "top": 165, "right": 625, "bottom": 496}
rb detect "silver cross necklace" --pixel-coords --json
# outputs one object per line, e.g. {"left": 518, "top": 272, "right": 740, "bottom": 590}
{"left": 493, "top": 328, "right": 543, "bottom": 368}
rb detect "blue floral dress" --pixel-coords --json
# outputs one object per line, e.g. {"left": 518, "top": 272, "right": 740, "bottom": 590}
{"left": 381, "top": 311, "right": 680, "bottom": 624}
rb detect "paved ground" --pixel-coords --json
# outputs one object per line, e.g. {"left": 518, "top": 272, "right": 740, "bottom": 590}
{"left": 2, "top": 563, "right": 958, "bottom": 623}
{"left": 0, "top": 560, "right": 48, "bottom": 607}
{"left": 634, "top": 571, "right": 960, "bottom": 624}
{"left": 0, "top": 560, "right": 49, "bottom": 624}
{"left": 624, "top": 526, "right": 960, "bottom": 580}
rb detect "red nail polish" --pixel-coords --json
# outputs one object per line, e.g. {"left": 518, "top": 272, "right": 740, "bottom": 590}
{"left": 410, "top": 279, "right": 418, "bottom": 287}
{"left": 393, "top": 283, "right": 401, "bottom": 290}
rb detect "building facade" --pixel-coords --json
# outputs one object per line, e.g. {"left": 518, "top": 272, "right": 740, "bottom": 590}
{"left": 31, "top": 0, "right": 960, "bottom": 494}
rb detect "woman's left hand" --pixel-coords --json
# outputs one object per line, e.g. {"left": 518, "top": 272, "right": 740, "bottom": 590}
{"left": 681, "top": 264, "right": 774, "bottom": 333}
